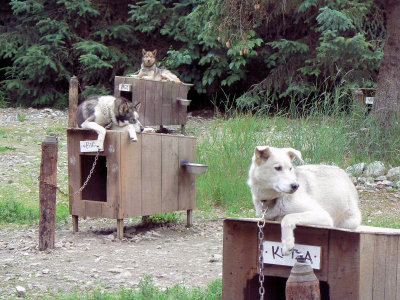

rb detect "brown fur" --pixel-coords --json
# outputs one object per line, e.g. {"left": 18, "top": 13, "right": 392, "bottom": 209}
{"left": 136, "top": 49, "right": 182, "bottom": 83}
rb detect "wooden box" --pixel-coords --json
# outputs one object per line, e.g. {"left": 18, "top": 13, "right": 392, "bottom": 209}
{"left": 114, "top": 76, "right": 192, "bottom": 127}
{"left": 222, "top": 218, "right": 400, "bottom": 300}
{"left": 67, "top": 129, "right": 197, "bottom": 237}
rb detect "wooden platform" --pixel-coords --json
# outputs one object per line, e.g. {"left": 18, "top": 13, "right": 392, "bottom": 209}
{"left": 222, "top": 218, "right": 400, "bottom": 300}
{"left": 67, "top": 129, "right": 197, "bottom": 237}
{"left": 114, "top": 76, "right": 192, "bottom": 127}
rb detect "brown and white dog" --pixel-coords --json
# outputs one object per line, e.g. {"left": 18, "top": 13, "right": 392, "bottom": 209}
{"left": 136, "top": 49, "right": 182, "bottom": 83}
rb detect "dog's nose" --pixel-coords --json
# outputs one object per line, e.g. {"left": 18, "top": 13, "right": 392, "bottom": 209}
{"left": 290, "top": 183, "right": 299, "bottom": 192}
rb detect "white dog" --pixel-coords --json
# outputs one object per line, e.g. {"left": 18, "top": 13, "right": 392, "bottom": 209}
{"left": 76, "top": 95, "right": 144, "bottom": 151}
{"left": 247, "top": 146, "right": 361, "bottom": 255}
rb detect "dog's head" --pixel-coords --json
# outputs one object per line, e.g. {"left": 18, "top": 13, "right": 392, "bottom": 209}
{"left": 251, "top": 146, "right": 303, "bottom": 194}
{"left": 116, "top": 98, "right": 144, "bottom": 133}
{"left": 141, "top": 49, "right": 157, "bottom": 67}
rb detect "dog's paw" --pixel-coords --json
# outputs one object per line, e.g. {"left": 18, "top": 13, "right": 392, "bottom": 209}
{"left": 282, "top": 236, "right": 295, "bottom": 256}
{"left": 143, "top": 127, "right": 155, "bottom": 133}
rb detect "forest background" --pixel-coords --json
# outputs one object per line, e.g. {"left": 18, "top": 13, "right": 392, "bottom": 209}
{"left": 0, "top": 0, "right": 386, "bottom": 110}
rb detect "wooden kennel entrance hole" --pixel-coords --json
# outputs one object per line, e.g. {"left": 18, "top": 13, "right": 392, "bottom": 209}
{"left": 222, "top": 218, "right": 400, "bottom": 300}
{"left": 67, "top": 129, "right": 197, "bottom": 238}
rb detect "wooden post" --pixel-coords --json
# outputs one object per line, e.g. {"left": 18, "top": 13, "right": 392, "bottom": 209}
{"left": 286, "top": 255, "right": 321, "bottom": 300}
{"left": 117, "top": 219, "right": 124, "bottom": 239}
{"left": 186, "top": 209, "right": 193, "bottom": 227}
{"left": 69, "top": 75, "right": 79, "bottom": 128}
{"left": 39, "top": 134, "right": 58, "bottom": 251}
{"left": 72, "top": 215, "right": 79, "bottom": 233}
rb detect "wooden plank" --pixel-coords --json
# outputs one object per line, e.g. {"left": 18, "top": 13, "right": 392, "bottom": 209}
{"left": 171, "top": 83, "right": 179, "bottom": 125}
{"left": 83, "top": 200, "right": 103, "bottom": 218}
{"left": 117, "top": 219, "right": 124, "bottom": 239}
{"left": 262, "top": 223, "right": 329, "bottom": 282}
{"left": 222, "top": 219, "right": 258, "bottom": 300}
{"left": 328, "top": 230, "right": 360, "bottom": 300}
{"left": 178, "top": 137, "right": 196, "bottom": 211}
{"left": 68, "top": 76, "right": 79, "bottom": 128}
{"left": 145, "top": 80, "right": 156, "bottom": 125}
{"left": 114, "top": 76, "right": 122, "bottom": 98}
{"left": 72, "top": 215, "right": 78, "bottom": 232}
{"left": 161, "top": 81, "right": 173, "bottom": 125}
{"left": 161, "top": 135, "right": 179, "bottom": 213}
{"left": 359, "top": 233, "right": 375, "bottom": 300}
{"left": 141, "top": 133, "right": 162, "bottom": 215}
{"left": 67, "top": 129, "right": 87, "bottom": 216}
{"left": 177, "top": 84, "right": 188, "bottom": 125}
{"left": 384, "top": 235, "right": 398, "bottom": 300}
{"left": 154, "top": 81, "right": 163, "bottom": 126}
{"left": 133, "top": 79, "right": 146, "bottom": 126}
{"left": 120, "top": 131, "right": 142, "bottom": 218}
{"left": 104, "top": 131, "right": 120, "bottom": 218}
{"left": 373, "top": 235, "right": 387, "bottom": 300}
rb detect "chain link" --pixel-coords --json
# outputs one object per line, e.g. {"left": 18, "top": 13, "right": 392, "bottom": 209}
{"left": 38, "top": 150, "right": 100, "bottom": 198}
{"left": 257, "top": 207, "right": 268, "bottom": 300}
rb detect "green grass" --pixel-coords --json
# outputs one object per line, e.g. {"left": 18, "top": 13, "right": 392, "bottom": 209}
{"left": 196, "top": 107, "right": 400, "bottom": 217}
{"left": 0, "top": 186, "right": 70, "bottom": 224}
{"left": 0, "top": 146, "right": 16, "bottom": 152}
{"left": 49, "top": 276, "right": 222, "bottom": 300}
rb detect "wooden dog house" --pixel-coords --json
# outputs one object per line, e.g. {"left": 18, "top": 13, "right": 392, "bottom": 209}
{"left": 222, "top": 218, "right": 400, "bottom": 300}
{"left": 114, "top": 76, "right": 192, "bottom": 131}
{"left": 67, "top": 76, "right": 204, "bottom": 238}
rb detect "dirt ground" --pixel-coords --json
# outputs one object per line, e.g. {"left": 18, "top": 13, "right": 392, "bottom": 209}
{"left": 0, "top": 216, "right": 223, "bottom": 298}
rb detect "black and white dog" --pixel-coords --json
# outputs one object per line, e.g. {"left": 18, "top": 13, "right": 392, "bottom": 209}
{"left": 76, "top": 95, "right": 144, "bottom": 151}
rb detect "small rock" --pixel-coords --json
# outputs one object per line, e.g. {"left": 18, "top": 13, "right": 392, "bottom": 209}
{"left": 108, "top": 268, "right": 123, "bottom": 274}
{"left": 116, "top": 270, "right": 132, "bottom": 279}
{"left": 346, "top": 163, "right": 365, "bottom": 177}
{"left": 42, "top": 269, "right": 49, "bottom": 274}
{"left": 15, "top": 286, "right": 26, "bottom": 298}
{"left": 209, "top": 254, "right": 222, "bottom": 263}
{"left": 375, "top": 175, "right": 387, "bottom": 182}
{"left": 358, "top": 177, "right": 367, "bottom": 184}
{"left": 365, "top": 161, "right": 387, "bottom": 177}
{"left": 387, "top": 166, "right": 400, "bottom": 181}
{"left": 381, "top": 180, "right": 394, "bottom": 187}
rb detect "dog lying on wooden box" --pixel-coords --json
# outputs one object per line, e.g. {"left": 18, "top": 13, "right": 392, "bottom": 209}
{"left": 247, "top": 146, "right": 361, "bottom": 255}
{"left": 76, "top": 95, "right": 144, "bottom": 151}
{"left": 135, "top": 49, "right": 182, "bottom": 83}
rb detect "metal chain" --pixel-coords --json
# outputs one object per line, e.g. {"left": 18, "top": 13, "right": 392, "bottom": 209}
{"left": 257, "top": 207, "right": 268, "bottom": 300}
{"left": 38, "top": 150, "right": 100, "bottom": 198}
{"left": 73, "top": 150, "right": 100, "bottom": 197}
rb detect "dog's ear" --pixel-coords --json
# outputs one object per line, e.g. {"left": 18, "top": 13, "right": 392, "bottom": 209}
{"left": 152, "top": 49, "right": 157, "bottom": 57}
{"left": 134, "top": 102, "right": 141, "bottom": 112}
{"left": 286, "top": 148, "right": 304, "bottom": 163}
{"left": 142, "top": 49, "right": 147, "bottom": 56}
{"left": 119, "top": 102, "right": 132, "bottom": 114}
{"left": 254, "top": 146, "right": 270, "bottom": 161}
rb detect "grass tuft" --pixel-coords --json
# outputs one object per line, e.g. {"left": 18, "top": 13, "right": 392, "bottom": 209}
{"left": 50, "top": 275, "right": 222, "bottom": 299}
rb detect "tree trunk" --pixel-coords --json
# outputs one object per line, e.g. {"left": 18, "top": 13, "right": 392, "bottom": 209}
{"left": 373, "top": 0, "right": 400, "bottom": 124}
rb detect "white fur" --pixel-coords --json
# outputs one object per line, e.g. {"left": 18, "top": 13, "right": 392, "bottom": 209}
{"left": 79, "top": 96, "right": 143, "bottom": 151}
{"left": 247, "top": 146, "right": 361, "bottom": 255}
